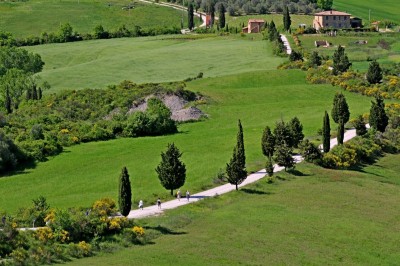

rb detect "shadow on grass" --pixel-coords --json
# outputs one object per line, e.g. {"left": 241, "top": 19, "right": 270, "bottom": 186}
{"left": 0, "top": 159, "right": 37, "bottom": 178}
{"left": 241, "top": 188, "right": 272, "bottom": 195}
{"left": 144, "top": 225, "right": 186, "bottom": 235}
{"left": 287, "top": 169, "right": 310, "bottom": 177}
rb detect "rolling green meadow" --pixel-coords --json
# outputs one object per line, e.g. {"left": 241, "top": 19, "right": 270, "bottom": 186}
{"left": 65, "top": 154, "right": 400, "bottom": 265}
{"left": 0, "top": 1, "right": 400, "bottom": 264}
{"left": 0, "top": 67, "right": 375, "bottom": 213}
{"left": 0, "top": 0, "right": 198, "bottom": 38}
{"left": 334, "top": 0, "right": 400, "bottom": 24}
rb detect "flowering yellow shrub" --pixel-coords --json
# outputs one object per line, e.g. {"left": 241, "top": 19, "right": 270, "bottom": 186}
{"left": 45, "top": 209, "right": 56, "bottom": 223}
{"left": 78, "top": 241, "right": 92, "bottom": 256}
{"left": 54, "top": 229, "right": 69, "bottom": 243}
{"left": 71, "top": 136, "right": 79, "bottom": 143}
{"left": 132, "top": 226, "right": 145, "bottom": 237}
{"left": 60, "top": 128, "right": 70, "bottom": 134}
{"left": 108, "top": 217, "right": 128, "bottom": 231}
{"left": 92, "top": 198, "right": 116, "bottom": 216}
{"left": 36, "top": 227, "right": 54, "bottom": 243}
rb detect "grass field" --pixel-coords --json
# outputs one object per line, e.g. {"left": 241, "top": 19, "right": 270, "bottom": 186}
{"left": 334, "top": 0, "right": 400, "bottom": 25}
{"left": 0, "top": 69, "right": 377, "bottom": 214}
{"left": 64, "top": 153, "right": 400, "bottom": 265}
{"left": 296, "top": 32, "right": 400, "bottom": 70}
{"left": 0, "top": 0, "right": 198, "bottom": 38}
{"left": 26, "top": 35, "right": 283, "bottom": 92}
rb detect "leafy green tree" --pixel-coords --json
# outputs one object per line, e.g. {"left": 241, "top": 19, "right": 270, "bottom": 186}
{"left": 289, "top": 50, "right": 303, "bottom": 62}
{"left": 59, "top": 23, "right": 74, "bottom": 42}
{"left": 226, "top": 120, "right": 247, "bottom": 190}
{"left": 369, "top": 95, "right": 388, "bottom": 132}
{"left": 261, "top": 126, "right": 275, "bottom": 177}
{"left": 331, "top": 92, "right": 350, "bottom": 145}
{"left": 317, "top": 0, "right": 333, "bottom": 10}
{"left": 353, "top": 115, "right": 367, "bottom": 136}
{"left": 289, "top": 117, "right": 304, "bottom": 148}
{"left": 332, "top": 45, "right": 351, "bottom": 75}
{"left": 274, "top": 142, "right": 295, "bottom": 171}
{"left": 322, "top": 111, "right": 331, "bottom": 152}
{"left": 146, "top": 98, "right": 177, "bottom": 135}
{"left": 309, "top": 51, "right": 322, "bottom": 67}
{"left": 274, "top": 120, "right": 293, "bottom": 147}
{"left": 366, "top": 60, "right": 383, "bottom": 84}
{"left": 188, "top": 3, "right": 195, "bottom": 30}
{"left": 218, "top": 3, "right": 226, "bottom": 29}
{"left": 283, "top": 5, "right": 291, "bottom": 32}
{"left": 118, "top": 167, "right": 132, "bottom": 216}
{"left": 0, "top": 69, "right": 31, "bottom": 113}
{"left": 300, "top": 139, "right": 322, "bottom": 164}
{"left": 156, "top": 143, "right": 186, "bottom": 195}
{"left": 0, "top": 46, "right": 44, "bottom": 76}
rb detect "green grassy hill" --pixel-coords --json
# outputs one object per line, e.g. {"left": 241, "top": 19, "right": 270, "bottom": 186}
{"left": 334, "top": 0, "right": 400, "bottom": 24}
{"left": 26, "top": 35, "right": 283, "bottom": 92}
{"left": 0, "top": 0, "right": 196, "bottom": 38}
{"left": 65, "top": 153, "right": 400, "bottom": 265}
{"left": 0, "top": 69, "right": 374, "bottom": 213}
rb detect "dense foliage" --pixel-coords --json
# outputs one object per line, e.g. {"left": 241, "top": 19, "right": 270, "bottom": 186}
{"left": 322, "top": 111, "right": 331, "bottom": 152}
{"left": 1, "top": 198, "right": 147, "bottom": 265}
{"left": 369, "top": 95, "right": 389, "bottom": 132}
{"left": 0, "top": 81, "right": 198, "bottom": 175}
{"left": 331, "top": 92, "right": 350, "bottom": 145}
{"left": 155, "top": 143, "right": 187, "bottom": 195}
{"left": 118, "top": 167, "right": 132, "bottom": 217}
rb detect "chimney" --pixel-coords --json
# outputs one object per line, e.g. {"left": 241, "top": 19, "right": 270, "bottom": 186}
{"left": 330, "top": 10, "right": 332, "bottom": 14}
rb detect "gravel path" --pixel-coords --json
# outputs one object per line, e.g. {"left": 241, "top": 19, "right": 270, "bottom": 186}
{"left": 127, "top": 127, "right": 364, "bottom": 219}
{"left": 280, "top": 34, "right": 292, "bottom": 55}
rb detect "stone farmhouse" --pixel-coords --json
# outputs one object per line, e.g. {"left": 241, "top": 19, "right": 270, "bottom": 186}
{"left": 242, "top": 19, "right": 265, "bottom": 33}
{"left": 313, "top": 10, "right": 351, "bottom": 30}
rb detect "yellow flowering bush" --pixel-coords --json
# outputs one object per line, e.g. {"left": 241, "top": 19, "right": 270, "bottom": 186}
{"left": 60, "top": 128, "right": 70, "bottom": 134}
{"left": 36, "top": 227, "right": 54, "bottom": 243}
{"left": 108, "top": 217, "right": 128, "bottom": 231}
{"left": 92, "top": 198, "right": 116, "bottom": 216}
{"left": 132, "top": 226, "right": 145, "bottom": 237}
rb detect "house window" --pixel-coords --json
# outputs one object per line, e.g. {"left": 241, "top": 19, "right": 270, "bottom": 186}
{"left": 333, "top": 16, "right": 336, "bottom": 20}
{"left": 339, "top": 23, "right": 342, "bottom": 27}
{"left": 339, "top": 16, "right": 341, "bottom": 20}
{"left": 326, "top": 16, "right": 329, "bottom": 20}
{"left": 326, "top": 23, "right": 329, "bottom": 27}
{"left": 344, "top": 16, "right": 347, "bottom": 20}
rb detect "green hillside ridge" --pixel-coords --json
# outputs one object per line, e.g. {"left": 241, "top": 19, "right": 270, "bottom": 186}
{"left": 65, "top": 154, "right": 400, "bottom": 265}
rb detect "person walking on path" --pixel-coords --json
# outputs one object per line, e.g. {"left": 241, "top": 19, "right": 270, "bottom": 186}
{"left": 177, "top": 190, "right": 181, "bottom": 201}
{"left": 186, "top": 190, "right": 190, "bottom": 201}
{"left": 138, "top": 200, "right": 144, "bottom": 210}
{"left": 157, "top": 198, "right": 161, "bottom": 209}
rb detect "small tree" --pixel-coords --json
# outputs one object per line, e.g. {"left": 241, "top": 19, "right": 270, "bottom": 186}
{"left": 226, "top": 120, "right": 247, "bottom": 190}
{"left": 353, "top": 115, "right": 367, "bottom": 136}
{"left": 369, "top": 95, "right": 389, "bottom": 132}
{"left": 309, "top": 51, "right": 322, "bottom": 67}
{"left": 289, "top": 50, "right": 303, "bottom": 62}
{"left": 156, "top": 143, "right": 186, "bottom": 195}
{"left": 332, "top": 45, "right": 351, "bottom": 75}
{"left": 331, "top": 92, "right": 350, "bottom": 145}
{"left": 317, "top": 0, "right": 333, "bottom": 10}
{"left": 188, "top": 3, "right": 194, "bottom": 30}
{"left": 274, "top": 142, "right": 295, "bottom": 171}
{"left": 268, "top": 20, "right": 279, "bottom": 42}
{"left": 366, "top": 60, "right": 383, "bottom": 84}
{"left": 118, "top": 167, "right": 132, "bottom": 216}
{"left": 300, "top": 139, "right": 322, "bottom": 164}
{"left": 322, "top": 111, "right": 331, "bottom": 152}
{"left": 218, "top": 3, "right": 226, "bottom": 29}
{"left": 289, "top": 117, "right": 304, "bottom": 148}
{"left": 283, "top": 5, "right": 291, "bottom": 32}
{"left": 261, "top": 126, "right": 275, "bottom": 177}
{"left": 274, "top": 120, "right": 293, "bottom": 148}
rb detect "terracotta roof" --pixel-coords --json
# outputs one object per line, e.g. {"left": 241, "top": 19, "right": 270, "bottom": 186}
{"left": 314, "top": 10, "right": 351, "bottom": 16}
{"left": 248, "top": 19, "right": 265, "bottom": 23}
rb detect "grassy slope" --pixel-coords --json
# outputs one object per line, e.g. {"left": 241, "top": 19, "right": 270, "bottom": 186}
{"left": 66, "top": 154, "right": 400, "bottom": 265}
{"left": 334, "top": 0, "right": 400, "bottom": 24}
{"left": 0, "top": 70, "right": 375, "bottom": 213}
{"left": 0, "top": 0, "right": 197, "bottom": 38}
{"left": 26, "top": 35, "right": 283, "bottom": 92}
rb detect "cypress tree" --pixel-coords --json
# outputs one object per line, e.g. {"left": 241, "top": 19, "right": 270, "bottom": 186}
{"left": 274, "top": 142, "right": 295, "bottom": 171}
{"left": 332, "top": 45, "right": 351, "bottom": 75}
{"left": 261, "top": 126, "right": 275, "bottom": 177}
{"left": 331, "top": 93, "right": 350, "bottom": 145}
{"left": 188, "top": 2, "right": 194, "bottom": 30}
{"left": 283, "top": 6, "right": 291, "bottom": 32}
{"left": 32, "top": 85, "right": 38, "bottom": 100}
{"left": 309, "top": 51, "right": 322, "bottom": 67}
{"left": 366, "top": 60, "right": 383, "bottom": 84}
{"left": 226, "top": 120, "right": 247, "bottom": 190}
{"left": 26, "top": 87, "right": 32, "bottom": 100}
{"left": 289, "top": 117, "right": 304, "bottom": 148}
{"left": 322, "top": 111, "right": 331, "bottom": 152}
{"left": 118, "top": 167, "right": 132, "bottom": 217}
{"left": 369, "top": 95, "right": 389, "bottom": 132}
{"left": 38, "top": 87, "right": 42, "bottom": 100}
{"left": 218, "top": 3, "right": 226, "bottom": 29}
{"left": 155, "top": 143, "right": 186, "bottom": 195}
{"left": 354, "top": 115, "right": 367, "bottom": 136}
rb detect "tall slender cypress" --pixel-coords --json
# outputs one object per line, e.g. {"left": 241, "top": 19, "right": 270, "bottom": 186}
{"left": 218, "top": 3, "right": 226, "bottom": 29}
{"left": 331, "top": 93, "right": 350, "bottom": 145}
{"left": 369, "top": 95, "right": 388, "bottom": 132}
{"left": 226, "top": 120, "right": 247, "bottom": 190}
{"left": 283, "top": 6, "right": 291, "bottom": 32}
{"left": 118, "top": 167, "right": 132, "bottom": 217}
{"left": 322, "top": 111, "right": 331, "bottom": 152}
{"left": 188, "top": 2, "right": 194, "bottom": 30}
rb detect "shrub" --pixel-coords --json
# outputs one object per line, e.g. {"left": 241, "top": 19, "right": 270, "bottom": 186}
{"left": 67, "top": 241, "right": 92, "bottom": 258}
{"left": 300, "top": 139, "right": 322, "bottom": 164}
